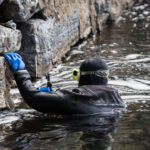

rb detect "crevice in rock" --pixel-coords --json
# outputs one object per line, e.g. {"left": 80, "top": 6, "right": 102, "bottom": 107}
{"left": 31, "top": 10, "right": 47, "bottom": 20}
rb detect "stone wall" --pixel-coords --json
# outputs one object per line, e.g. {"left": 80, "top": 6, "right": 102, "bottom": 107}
{"left": 0, "top": 0, "right": 136, "bottom": 109}
{"left": 0, "top": 25, "right": 21, "bottom": 109}
{"left": 0, "top": 57, "right": 6, "bottom": 109}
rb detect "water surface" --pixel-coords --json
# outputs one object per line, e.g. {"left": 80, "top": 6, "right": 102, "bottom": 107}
{"left": 0, "top": 2, "right": 150, "bottom": 150}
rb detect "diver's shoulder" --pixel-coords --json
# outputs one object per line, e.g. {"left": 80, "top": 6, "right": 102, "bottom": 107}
{"left": 55, "top": 85, "right": 119, "bottom": 97}
{"left": 81, "top": 85, "right": 118, "bottom": 92}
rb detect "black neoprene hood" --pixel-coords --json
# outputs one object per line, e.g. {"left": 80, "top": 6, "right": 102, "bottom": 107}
{"left": 79, "top": 58, "right": 109, "bottom": 86}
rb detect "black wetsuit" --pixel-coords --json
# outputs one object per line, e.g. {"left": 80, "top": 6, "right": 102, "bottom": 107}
{"left": 14, "top": 70, "right": 125, "bottom": 115}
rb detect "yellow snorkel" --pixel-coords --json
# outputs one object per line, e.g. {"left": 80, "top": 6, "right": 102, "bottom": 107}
{"left": 72, "top": 69, "right": 80, "bottom": 81}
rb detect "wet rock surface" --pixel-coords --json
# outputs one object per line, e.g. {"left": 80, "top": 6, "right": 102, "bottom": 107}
{"left": 0, "top": 0, "right": 135, "bottom": 78}
{"left": 0, "top": 57, "right": 6, "bottom": 109}
{"left": 0, "top": 25, "right": 21, "bottom": 53}
{"left": 0, "top": 57, "right": 14, "bottom": 110}
{"left": 109, "top": 0, "right": 134, "bottom": 20}
{"left": 0, "top": 0, "right": 133, "bottom": 23}
{"left": 1, "top": 0, "right": 40, "bottom": 22}
{"left": 19, "top": 13, "right": 79, "bottom": 76}
{"left": 0, "top": 25, "right": 21, "bottom": 110}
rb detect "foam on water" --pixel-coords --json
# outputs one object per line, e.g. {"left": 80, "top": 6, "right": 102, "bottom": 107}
{"left": 133, "top": 4, "right": 148, "bottom": 11}
{"left": 0, "top": 2, "right": 150, "bottom": 150}
{"left": 143, "top": 11, "right": 150, "bottom": 16}
{"left": 14, "top": 98, "right": 21, "bottom": 104}
{"left": 69, "top": 50, "right": 84, "bottom": 55}
{"left": 0, "top": 116, "right": 20, "bottom": 125}
{"left": 10, "top": 88, "right": 20, "bottom": 94}
{"left": 125, "top": 57, "right": 150, "bottom": 63}
{"left": 124, "top": 54, "right": 142, "bottom": 60}
{"left": 55, "top": 70, "right": 72, "bottom": 77}
{"left": 109, "top": 79, "right": 150, "bottom": 90}
{"left": 122, "top": 95, "right": 150, "bottom": 101}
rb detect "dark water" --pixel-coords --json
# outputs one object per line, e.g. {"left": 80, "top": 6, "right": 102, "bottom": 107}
{"left": 1, "top": 2, "right": 150, "bottom": 150}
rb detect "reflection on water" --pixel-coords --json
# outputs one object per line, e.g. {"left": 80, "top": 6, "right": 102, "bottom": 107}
{"left": 0, "top": 2, "right": 150, "bottom": 150}
{"left": 1, "top": 113, "right": 122, "bottom": 150}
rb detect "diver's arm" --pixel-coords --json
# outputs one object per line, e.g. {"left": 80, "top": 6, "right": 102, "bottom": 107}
{"left": 4, "top": 53, "right": 68, "bottom": 113}
{"left": 14, "top": 70, "right": 68, "bottom": 113}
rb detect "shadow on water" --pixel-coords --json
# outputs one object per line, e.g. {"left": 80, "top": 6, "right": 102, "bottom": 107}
{"left": 2, "top": 112, "right": 122, "bottom": 150}
{"left": 0, "top": 2, "right": 150, "bottom": 150}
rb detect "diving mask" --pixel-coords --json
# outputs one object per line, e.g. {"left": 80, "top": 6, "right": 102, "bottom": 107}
{"left": 81, "top": 69, "right": 109, "bottom": 78}
{"left": 72, "top": 68, "right": 109, "bottom": 80}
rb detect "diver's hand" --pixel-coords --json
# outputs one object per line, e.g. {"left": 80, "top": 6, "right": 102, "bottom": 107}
{"left": 4, "top": 53, "right": 25, "bottom": 71}
{"left": 39, "top": 87, "right": 51, "bottom": 92}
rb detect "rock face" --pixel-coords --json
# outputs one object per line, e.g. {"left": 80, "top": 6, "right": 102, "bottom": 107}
{"left": 0, "top": 0, "right": 137, "bottom": 109}
{"left": 0, "top": 57, "right": 6, "bottom": 109}
{"left": 1, "top": 0, "right": 40, "bottom": 22}
{"left": 0, "top": 25, "right": 21, "bottom": 110}
{"left": 19, "top": 14, "right": 79, "bottom": 76}
{"left": 110, "top": 0, "right": 135, "bottom": 20}
{"left": 0, "top": 57, "right": 14, "bottom": 110}
{"left": 1, "top": 0, "right": 136, "bottom": 77}
{"left": 0, "top": 25, "right": 21, "bottom": 53}
{"left": 19, "top": 0, "right": 125, "bottom": 77}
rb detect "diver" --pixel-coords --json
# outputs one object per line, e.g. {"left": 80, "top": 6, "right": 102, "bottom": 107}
{"left": 4, "top": 53, "right": 125, "bottom": 115}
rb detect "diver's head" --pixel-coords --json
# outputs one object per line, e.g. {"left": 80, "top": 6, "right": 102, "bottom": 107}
{"left": 72, "top": 58, "right": 109, "bottom": 86}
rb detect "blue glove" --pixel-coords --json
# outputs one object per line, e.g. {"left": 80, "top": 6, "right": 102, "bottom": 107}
{"left": 4, "top": 53, "right": 25, "bottom": 71}
{"left": 39, "top": 87, "right": 51, "bottom": 92}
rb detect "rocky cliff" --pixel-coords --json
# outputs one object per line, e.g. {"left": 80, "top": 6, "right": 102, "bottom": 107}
{"left": 0, "top": 0, "right": 136, "bottom": 109}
